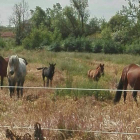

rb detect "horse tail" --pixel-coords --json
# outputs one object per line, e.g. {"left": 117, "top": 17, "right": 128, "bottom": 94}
{"left": 114, "top": 77, "right": 123, "bottom": 104}
{"left": 37, "top": 67, "right": 44, "bottom": 70}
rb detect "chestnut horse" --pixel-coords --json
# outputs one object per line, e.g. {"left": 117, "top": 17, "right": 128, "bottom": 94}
{"left": 93, "top": 64, "right": 104, "bottom": 81}
{"left": 88, "top": 64, "right": 104, "bottom": 81}
{"left": 0, "top": 56, "right": 9, "bottom": 89}
{"left": 114, "top": 64, "right": 140, "bottom": 106}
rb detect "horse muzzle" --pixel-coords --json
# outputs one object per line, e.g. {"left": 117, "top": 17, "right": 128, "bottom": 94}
{"left": 10, "top": 70, "right": 14, "bottom": 75}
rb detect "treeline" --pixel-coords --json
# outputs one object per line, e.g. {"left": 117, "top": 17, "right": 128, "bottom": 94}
{"left": 1, "top": 0, "right": 140, "bottom": 54}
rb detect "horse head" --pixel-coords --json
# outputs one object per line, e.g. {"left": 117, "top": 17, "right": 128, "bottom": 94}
{"left": 100, "top": 63, "right": 104, "bottom": 76}
{"left": 8, "top": 55, "right": 19, "bottom": 75}
{"left": 49, "top": 63, "right": 56, "bottom": 72}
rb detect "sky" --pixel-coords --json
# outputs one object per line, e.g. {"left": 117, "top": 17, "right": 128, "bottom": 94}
{"left": 0, "top": 0, "right": 129, "bottom": 26}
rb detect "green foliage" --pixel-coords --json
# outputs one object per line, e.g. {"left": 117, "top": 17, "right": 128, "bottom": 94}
{"left": 126, "top": 39, "right": 140, "bottom": 54}
{"left": 102, "top": 39, "right": 123, "bottom": 54}
{"left": 31, "top": 6, "right": 46, "bottom": 28}
{"left": 62, "top": 36, "right": 92, "bottom": 52}
{"left": 112, "top": 30, "right": 130, "bottom": 45}
{"left": 101, "top": 27, "right": 112, "bottom": 39}
{"left": 108, "top": 14, "right": 131, "bottom": 32}
{"left": 92, "top": 39, "right": 103, "bottom": 53}
{"left": 23, "top": 27, "right": 53, "bottom": 49}
{"left": 85, "top": 17, "right": 100, "bottom": 35}
{"left": 0, "top": 38, "right": 6, "bottom": 48}
{"left": 23, "top": 28, "right": 43, "bottom": 49}
{"left": 49, "top": 42, "right": 62, "bottom": 52}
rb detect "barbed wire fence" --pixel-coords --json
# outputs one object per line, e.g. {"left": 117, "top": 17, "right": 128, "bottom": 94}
{"left": 1, "top": 85, "right": 140, "bottom": 136}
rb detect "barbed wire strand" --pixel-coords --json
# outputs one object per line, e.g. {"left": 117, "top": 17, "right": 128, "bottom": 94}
{"left": 0, "top": 125, "right": 140, "bottom": 135}
{"left": 0, "top": 85, "right": 140, "bottom": 92}
{"left": 1, "top": 86, "right": 140, "bottom": 135}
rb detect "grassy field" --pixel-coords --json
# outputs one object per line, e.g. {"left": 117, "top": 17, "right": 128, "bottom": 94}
{"left": 1, "top": 49, "right": 140, "bottom": 139}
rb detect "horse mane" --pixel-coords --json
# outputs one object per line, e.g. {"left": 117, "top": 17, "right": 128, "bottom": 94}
{"left": 21, "top": 57, "right": 28, "bottom": 65}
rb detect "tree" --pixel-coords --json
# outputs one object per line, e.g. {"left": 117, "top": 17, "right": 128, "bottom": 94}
{"left": 121, "top": 0, "right": 140, "bottom": 20}
{"left": 85, "top": 17, "right": 100, "bottom": 35}
{"left": 50, "top": 3, "right": 71, "bottom": 38}
{"left": 70, "top": 0, "right": 89, "bottom": 34}
{"left": 120, "top": 0, "right": 140, "bottom": 40}
{"left": 10, "top": 0, "right": 29, "bottom": 45}
{"left": 108, "top": 14, "right": 131, "bottom": 32}
{"left": 63, "top": 6, "right": 80, "bottom": 37}
{"left": 31, "top": 6, "right": 46, "bottom": 28}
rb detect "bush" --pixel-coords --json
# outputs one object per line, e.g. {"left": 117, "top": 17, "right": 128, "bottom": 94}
{"left": 62, "top": 36, "right": 92, "bottom": 52}
{"left": 92, "top": 39, "right": 103, "bottom": 53}
{"left": 0, "top": 38, "right": 6, "bottom": 48}
{"left": 126, "top": 39, "right": 140, "bottom": 54}
{"left": 49, "top": 42, "right": 62, "bottom": 52}
{"left": 22, "top": 28, "right": 44, "bottom": 49}
{"left": 102, "top": 39, "right": 123, "bottom": 54}
{"left": 62, "top": 36, "right": 76, "bottom": 51}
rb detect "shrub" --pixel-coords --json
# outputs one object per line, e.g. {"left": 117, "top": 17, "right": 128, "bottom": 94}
{"left": 92, "top": 39, "right": 103, "bottom": 53}
{"left": 126, "top": 39, "right": 140, "bottom": 54}
{"left": 0, "top": 38, "right": 6, "bottom": 48}
{"left": 62, "top": 36, "right": 92, "bottom": 52}
{"left": 102, "top": 39, "right": 123, "bottom": 54}
{"left": 62, "top": 36, "right": 76, "bottom": 51}
{"left": 22, "top": 28, "right": 43, "bottom": 49}
{"left": 49, "top": 42, "right": 62, "bottom": 52}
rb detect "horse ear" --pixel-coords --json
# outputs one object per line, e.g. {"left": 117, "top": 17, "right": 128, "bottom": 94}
{"left": 54, "top": 63, "right": 56, "bottom": 66}
{"left": 16, "top": 55, "right": 18, "bottom": 58}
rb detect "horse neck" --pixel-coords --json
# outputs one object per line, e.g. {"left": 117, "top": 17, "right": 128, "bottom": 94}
{"left": 96, "top": 67, "right": 101, "bottom": 75}
{"left": 49, "top": 67, "right": 54, "bottom": 73}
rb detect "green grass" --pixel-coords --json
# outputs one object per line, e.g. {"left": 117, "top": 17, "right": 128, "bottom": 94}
{"left": 2, "top": 49, "right": 140, "bottom": 101}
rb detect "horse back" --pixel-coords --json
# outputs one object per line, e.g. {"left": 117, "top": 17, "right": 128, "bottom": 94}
{"left": 93, "top": 67, "right": 101, "bottom": 80}
{"left": 127, "top": 66, "right": 140, "bottom": 89}
{"left": 0, "top": 56, "right": 8, "bottom": 76}
{"left": 43, "top": 67, "right": 54, "bottom": 79}
{"left": 18, "top": 58, "right": 27, "bottom": 77}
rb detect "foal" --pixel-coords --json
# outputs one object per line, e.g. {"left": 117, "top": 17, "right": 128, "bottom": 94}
{"left": 37, "top": 63, "right": 56, "bottom": 87}
{"left": 93, "top": 64, "right": 104, "bottom": 81}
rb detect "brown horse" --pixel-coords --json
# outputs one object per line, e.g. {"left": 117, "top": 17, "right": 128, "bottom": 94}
{"left": 114, "top": 64, "right": 140, "bottom": 106}
{"left": 93, "top": 64, "right": 104, "bottom": 81}
{"left": 0, "top": 56, "right": 9, "bottom": 89}
{"left": 88, "top": 64, "right": 104, "bottom": 81}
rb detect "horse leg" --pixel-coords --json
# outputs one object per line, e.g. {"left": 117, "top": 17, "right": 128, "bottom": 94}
{"left": 47, "top": 78, "right": 49, "bottom": 87}
{"left": 132, "top": 91, "right": 138, "bottom": 106}
{"left": 20, "top": 81, "right": 24, "bottom": 97}
{"left": 50, "top": 79, "right": 52, "bottom": 87}
{"left": 8, "top": 80, "right": 13, "bottom": 98}
{"left": 1, "top": 76, "right": 3, "bottom": 89}
{"left": 43, "top": 76, "right": 45, "bottom": 87}
{"left": 17, "top": 81, "right": 20, "bottom": 98}
{"left": 123, "top": 91, "right": 127, "bottom": 103}
{"left": 123, "top": 80, "right": 128, "bottom": 104}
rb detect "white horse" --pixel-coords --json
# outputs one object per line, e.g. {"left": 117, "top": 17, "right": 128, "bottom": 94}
{"left": 7, "top": 55, "right": 27, "bottom": 98}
